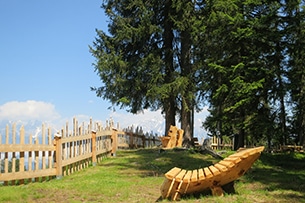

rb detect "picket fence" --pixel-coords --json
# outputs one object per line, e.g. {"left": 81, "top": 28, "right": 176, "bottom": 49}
{"left": 0, "top": 118, "right": 161, "bottom": 185}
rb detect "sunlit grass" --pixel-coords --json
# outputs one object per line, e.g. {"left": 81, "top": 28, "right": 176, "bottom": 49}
{"left": 1, "top": 148, "right": 305, "bottom": 202}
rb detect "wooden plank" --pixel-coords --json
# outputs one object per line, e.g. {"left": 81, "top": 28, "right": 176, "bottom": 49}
{"left": 0, "top": 168, "right": 57, "bottom": 181}
{"left": 182, "top": 170, "right": 192, "bottom": 183}
{"left": 171, "top": 169, "right": 188, "bottom": 201}
{"left": 198, "top": 168, "right": 205, "bottom": 181}
{"left": 191, "top": 170, "right": 198, "bottom": 182}
{"left": 230, "top": 150, "right": 249, "bottom": 159}
{"left": 247, "top": 146, "right": 264, "bottom": 155}
{"left": 161, "top": 179, "right": 175, "bottom": 199}
{"left": 20, "top": 126, "right": 25, "bottom": 173}
{"left": 61, "top": 134, "right": 92, "bottom": 145}
{"left": 214, "top": 163, "right": 228, "bottom": 172}
{"left": 165, "top": 167, "right": 182, "bottom": 179}
{"left": 0, "top": 144, "right": 55, "bottom": 152}
{"left": 223, "top": 157, "right": 242, "bottom": 164}
{"left": 218, "top": 160, "right": 235, "bottom": 168}
{"left": 209, "top": 165, "right": 220, "bottom": 176}
{"left": 175, "top": 169, "right": 187, "bottom": 182}
{"left": 203, "top": 167, "right": 213, "bottom": 178}
{"left": 4, "top": 152, "right": 8, "bottom": 173}
{"left": 181, "top": 170, "right": 192, "bottom": 195}
{"left": 61, "top": 153, "right": 92, "bottom": 167}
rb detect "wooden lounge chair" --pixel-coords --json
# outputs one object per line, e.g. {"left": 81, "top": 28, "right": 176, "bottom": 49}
{"left": 160, "top": 146, "right": 264, "bottom": 200}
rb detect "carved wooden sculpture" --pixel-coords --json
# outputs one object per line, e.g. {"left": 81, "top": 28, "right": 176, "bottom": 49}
{"left": 161, "top": 125, "right": 184, "bottom": 149}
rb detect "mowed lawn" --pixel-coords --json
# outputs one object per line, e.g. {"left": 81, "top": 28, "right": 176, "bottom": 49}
{"left": 1, "top": 148, "right": 305, "bottom": 203}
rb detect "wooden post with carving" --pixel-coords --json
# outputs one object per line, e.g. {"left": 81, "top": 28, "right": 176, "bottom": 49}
{"left": 176, "top": 129, "right": 184, "bottom": 147}
{"left": 161, "top": 125, "right": 184, "bottom": 149}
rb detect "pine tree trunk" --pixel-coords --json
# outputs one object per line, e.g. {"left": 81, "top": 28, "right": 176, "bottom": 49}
{"left": 181, "top": 101, "right": 192, "bottom": 147}
{"left": 180, "top": 19, "right": 193, "bottom": 147}
{"left": 164, "top": 98, "right": 176, "bottom": 135}
{"left": 163, "top": 0, "right": 176, "bottom": 135}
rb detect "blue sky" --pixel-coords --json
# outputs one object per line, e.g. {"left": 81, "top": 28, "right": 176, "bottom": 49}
{"left": 0, "top": 1, "right": 208, "bottom": 138}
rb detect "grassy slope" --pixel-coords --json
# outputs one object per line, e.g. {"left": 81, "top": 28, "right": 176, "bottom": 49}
{"left": 0, "top": 148, "right": 304, "bottom": 203}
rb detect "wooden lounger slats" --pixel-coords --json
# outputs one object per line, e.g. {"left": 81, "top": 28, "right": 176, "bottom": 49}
{"left": 182, "top": 170, "right": 192, "bottom": 183}
{"left": 223, "top": 156, "right": 242, "bottom": 164}
{"left": 160, "top": 146, "right": 265, "bottom": 201}
{"left": 203, "top": 167, "right": 213, "bottom": 178}
{"left": 191, "top": 170, "right": 198, "bottom": 182}
{"left": 218, "top": 160, "right": 235, "bottom": 168}
{"left": 214, "top": 163, "right": 228, "bottom": 172}
{"left": 229, "top": 153, "right": 248, "bottom": 159}
{"left": 165, "top": 167, "right": 182, "bottom": 179}
{"left": 198, "top": 168, "right": 205, "bottom": 181}
{"left": 209, "top": 165, "right": 221, "bottom": 176}
{"left": 175, "top": 169, "right": 187, "bottom": 182}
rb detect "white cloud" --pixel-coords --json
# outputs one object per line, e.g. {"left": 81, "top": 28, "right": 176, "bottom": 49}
{"left": 110, "top": 109, "right": 165, "bottom": 135}
{"left": 0, "top": 100, "right": 210, "bottom": 142}
{"left": 0, "top": 100, "right": 60, "bottom": 122}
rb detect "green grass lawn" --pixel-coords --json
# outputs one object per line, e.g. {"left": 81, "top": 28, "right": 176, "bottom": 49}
{"left": 1, "top": 148, "right": 304, "bottom": 203}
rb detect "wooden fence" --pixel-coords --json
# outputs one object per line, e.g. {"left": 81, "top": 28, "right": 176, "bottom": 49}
{"left": 210, "top": 136, "right": 233, "bottom": 150}
{"left": 0, "top": 118, "right": 161, "bottom": 185}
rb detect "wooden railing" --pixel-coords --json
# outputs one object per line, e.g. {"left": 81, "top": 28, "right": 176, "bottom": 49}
{"left": 0, "top": 118, "right": 161, "bottom": 185}
{"left": 211, "top": 136, "right": 233, "bottom": 150}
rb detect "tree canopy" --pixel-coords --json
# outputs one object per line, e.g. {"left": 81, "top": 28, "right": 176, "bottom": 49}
{"left": 91, "top": 0, "right": 305, "bottom": 148}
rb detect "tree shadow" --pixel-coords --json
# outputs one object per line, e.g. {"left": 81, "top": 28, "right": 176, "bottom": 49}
{"left": 99, "top": 148, "right": 305, "bottom": 201}
{"left": 100, "top": 148, "right": 218, "bottom": 178}
{"left": 243, "top": 152, "right": 305, "bottom": 200}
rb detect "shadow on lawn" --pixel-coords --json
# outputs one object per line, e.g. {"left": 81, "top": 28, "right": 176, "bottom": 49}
{"left": 99, "top": 148, "right": 305, "bottom": 201}
{"left": 106, "top": 148, "right": 217, "bottom": 177}
{"left": 245, "top": 152, "right": 305, "bottom": 199}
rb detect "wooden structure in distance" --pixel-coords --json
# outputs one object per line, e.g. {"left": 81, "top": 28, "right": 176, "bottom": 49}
{"left": 160, "top": 146, "right": 265, "bottom": 201}
{"left": 160, "top": 125, "right": 184, "bottom": 149}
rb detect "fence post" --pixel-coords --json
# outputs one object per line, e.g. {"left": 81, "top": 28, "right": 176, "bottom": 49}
{"left": 142, "top": 135, "right": 145, "bottom": 148}
{"left": 92, "top": 130, "right": 97, "bottom": 166}
{"left": 130, "top": 132, "right": 134, "bottom": 148}
{"left": 111, "top": 129, "right": 118, "bottom": 156}
{"left": 54, "top": 133, "right": 62, "bottom": 179}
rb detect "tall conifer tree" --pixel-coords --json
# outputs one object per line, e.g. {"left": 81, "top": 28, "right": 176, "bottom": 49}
{"left": 91, "top": 0, "right": 203, "bottom": 142}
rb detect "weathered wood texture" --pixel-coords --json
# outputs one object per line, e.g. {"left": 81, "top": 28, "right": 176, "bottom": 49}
{"left": 160, "top": 146, "right": 265, "bottom": 200}
{"left": 0, "top": 118, "right": 161, "bottom": 185}
{"left": 161, "top": 125, "right": 184, "bottom": 149}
